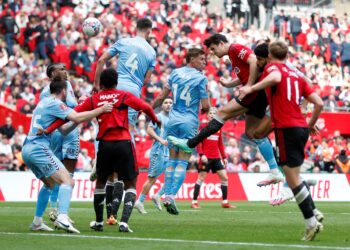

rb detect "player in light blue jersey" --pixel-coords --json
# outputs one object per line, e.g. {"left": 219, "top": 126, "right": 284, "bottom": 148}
{"left": 39, "top": 63, "right": 80, "bottom": 223}
{"left": 93, "top": 18, "right": 156, "bottom": 130}
{"left": 134, "top": 97, "right": 173, "bottom": 214}
{"left": 152, "top": 48, "right": 210, "bottom": 215}
{"left": 23, "top": 79, "right": 112, "bottom": 233}
{"left": 92, "top": 18, "right": 156, "bottom": 224}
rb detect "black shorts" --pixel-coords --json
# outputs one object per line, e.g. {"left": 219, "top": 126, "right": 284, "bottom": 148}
{"left": 235, "top": 90, "right": 268, "bottom": 119}
{"left": 198, "top": 158, "right": 225, "bottom": 173}
{"left": 96, "top": 140, "right": 138, "bottom": 181}
{"left": 274, "top": 127, "right": 309, "bottom": 167}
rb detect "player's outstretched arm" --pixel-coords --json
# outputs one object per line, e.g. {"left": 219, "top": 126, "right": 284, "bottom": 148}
{"left": 93, "top": 52, "right": 113, "bottom": 92}
{"left": 58, "top": 121, "right": 79, "bottom": 136}
{"left": 125, "top": 93, "right": 160, "bottom": 125}
{"left": 67, "top": 103, "right": 113, "bottom": 123}
{"left": 219, "top": 77, "right": 241, "bottom": 88}
{"left": 200, "top": 98, "right": 210, "bottom": 114}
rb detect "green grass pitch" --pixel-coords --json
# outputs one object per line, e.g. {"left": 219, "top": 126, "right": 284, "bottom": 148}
{"left": 0, "top": 201, "right": 349, "bottom": 250}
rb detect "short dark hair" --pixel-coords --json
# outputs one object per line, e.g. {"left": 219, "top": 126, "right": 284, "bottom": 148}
{"left": 269, "top": 41, "right": 288, "bottom": 60}
{"left": 136, "top": 18, "right": 152, "bottom": 31}
{"left": 46, "top": 63, "right": 65, "bottom": 78}
{"left": 254, "top": 43, "right": 269, "bottom": 58}
{"left": 163, "top": 96, "right": 173, "bottom": 102}
{"left": 50, "top": 78, "right": 67, "bottom": 94}
{"left": 185, "top": 48, "right": 205, "bottom": 63}
{"left": 100, "top": 68, "right": 118, "bottom": 89}
{"left": 204, "top": 34, "right": 228, "bottom": 48}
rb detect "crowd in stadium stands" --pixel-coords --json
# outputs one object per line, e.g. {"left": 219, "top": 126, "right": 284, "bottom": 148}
{"left": 0, "top": 0, "right": 349, "bottom": 173}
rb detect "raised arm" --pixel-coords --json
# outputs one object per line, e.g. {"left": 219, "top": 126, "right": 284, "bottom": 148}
{"left": 152, "top": 87, "right": 171, "bottom": 109}
{"left": 93, "top": 52, "right": 113, "bottom": 92}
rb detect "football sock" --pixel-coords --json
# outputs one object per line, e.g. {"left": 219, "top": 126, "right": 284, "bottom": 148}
{"left": 105, "top": 180, "right": 114, "bottom": 218}
{"left": 303, "top": 180, "right": 316, "bottom": 210}
{"left": 292, "top": 182, "right": 316, "bottom": 227}
{"left": 164, "top": 159, "right": 176, "bottom": 195}
{"left": 170, "top": 160, "right": 188, "bottom": 196}
{"left": 35, "top": 185, "right": 52, "bottom": 217}
{"left": 111, "top": 180, "right": 124, "bottom": 217}
{"left": 121, "top": 189, "right": 136, "bottom": 224}
{"left": 253, "top": 138, "right": 279, "bottom": 170}
{"left": 187, "top": 116, "right": 224, "bottom": 148}
{"left": 221, "top": 181, "right": 228, "bottom": 201}
{"left": 49, "top": 184, "right": 59, "bottom": 208}
{"left": 156, "top": 186, "right": 165, "bottom": 197}
{"left": 57, "top": 184, "right": 73, "bottom": 215}
{"left": 193, "top": 179, "right": 203, "bottom": 201}
{"left": 93, "top": 189, "right": 105, "bottom": 223}
{"left": 139, "top": 193, "right": 146, "bottom": 203}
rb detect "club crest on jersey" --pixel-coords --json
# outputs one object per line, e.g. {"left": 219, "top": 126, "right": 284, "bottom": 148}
{"left": 238, "top": 49, "right": 247, "bottom": 59}
{"left": 60, "top": 104, "right": 68, "bottom": 110}
{"left": 233, "top": 67, "right": 240, "bottom": 75}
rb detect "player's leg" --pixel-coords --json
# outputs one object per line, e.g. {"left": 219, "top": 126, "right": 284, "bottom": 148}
{"left": 151, "top": 157, "right": 168, "bottom": 211}
{"left": 135, "top": 153, "right": 160, "bottom": 214}
{"left": 191, "top": 170, "right": 206, "bottom": 208}
{"left": 117, "top": 140, "right": 138, "bottom": 233}
{"left": 246, "top": 115, "right": 284, "bottom": 186}
{"left": 110, "top": 177, "right": 124, "bottom": 221}
{"left": 162, "top": 150, "right": 178, "bottom": 204}
{"left": 216, "top": 166, "right": 237, "bottom": 208}
{"left": 277, "top": 128, "right": 323, "bottom": 241}
{"left": 90, "top": 173, "right": 108, "bottom": 232}
{"left": 22, "top": 143, "right": 56, "bottom": 232}
{"left": 105, "top": 174, "right": 115, "bottom": 223}
{"left": 168, "top": 99, "right": 248, "bottom": 150}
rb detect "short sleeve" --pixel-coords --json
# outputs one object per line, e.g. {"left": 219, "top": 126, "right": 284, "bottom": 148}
{"left": 107, "top": 40, "right": 121, "bottom": 57}
{"left": 51, "top": 100, "right": 74, "bottom": 120}
{"left": 301, "top": 79, "right": 314, "bottom": 98}
{"left": 230, "top": 44, "right": 252, "bottom": 63}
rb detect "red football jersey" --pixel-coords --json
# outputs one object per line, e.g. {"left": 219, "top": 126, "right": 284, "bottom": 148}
{"left": 262, "top": 62, "right": 314, "bottom": 128}
{"left": 196, "top": 123, "right": 226, "bottom": 159}
{"left": 228, "top": 44, "right": 252, "bottom": 85}
{"left": 46, "top": 89, "right": 158, "bottom": 141}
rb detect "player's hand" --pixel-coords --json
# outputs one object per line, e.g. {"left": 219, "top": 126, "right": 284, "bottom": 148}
{"left": 222, "top": 158, "right": 228, "bottom": 167}
{"left": 102, "top": 102, "right": 113, "bottom": 113}
{"left": 238, "top": 86, "right": 253, "bottom": 100}
{"left": 79, "top": 95, "right": 89, "bottom": 102}
{"left": 160, "top": 139, "right": 168, "bottom": 146}
{"left": 36, "top": 128, "right": 48, "bottom": 135}
{"left": 309, "top": 125, "right": 319, "bottom": 136}
{"left": 201, "top": 155, "right": 208, "bottom": 164}
{"left": 219, "top": 77, "right": 232, "bottom": 88}
{"left": 155, "top": 119, "right": 162, "bottom": 128}
{"left": 92, "top": 83, "right": 100, "bottom": 94}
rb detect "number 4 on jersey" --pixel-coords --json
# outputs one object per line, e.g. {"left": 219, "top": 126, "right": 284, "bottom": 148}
{"left": 126, "top": 53, "right": 138, "bottom": 74}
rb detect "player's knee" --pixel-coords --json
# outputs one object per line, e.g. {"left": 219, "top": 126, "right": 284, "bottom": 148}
{"left": 253, "top": 129, "right": 266, "bottom": 139}
{"left": 221, "top": 180, "right": 228, "bottom": 186}
{"left": 148, "top": 176, "right": 156, "bottom": 184}
{"left": 217, "top": 109, "right": 229, "bottom": 122}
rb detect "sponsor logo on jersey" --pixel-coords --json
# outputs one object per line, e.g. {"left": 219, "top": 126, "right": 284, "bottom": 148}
{"left": 238, "top": 49, "right": 247, "bottom": 59}
{"left": 233, "top": 66, "right": 241, "bottom": 75}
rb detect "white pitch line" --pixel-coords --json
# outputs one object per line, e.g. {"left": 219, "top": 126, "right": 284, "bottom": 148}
{"left": 0, "top": 232, "right": 349, "bottom": 250}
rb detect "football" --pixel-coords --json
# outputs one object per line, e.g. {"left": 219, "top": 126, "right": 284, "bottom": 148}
{"left": 82, "top": 17, "right": 102, "bottom": 37}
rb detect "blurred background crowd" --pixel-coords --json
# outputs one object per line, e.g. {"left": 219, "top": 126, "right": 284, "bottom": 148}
{"left": 0, "top": 0, "right": 349, "bottom": 174}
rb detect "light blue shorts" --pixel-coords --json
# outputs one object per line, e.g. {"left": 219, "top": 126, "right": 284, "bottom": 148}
{"left": 51, "top": 128, "right": 80, "bottom": 160}
{"left": 22, "top": 142, "right": 65, "bottom": 179}
{"left": 148, "top": 153, "right": 168, "bottom": 178}
{"left": 166, "top": 119, "right": 198, "bottom": 149}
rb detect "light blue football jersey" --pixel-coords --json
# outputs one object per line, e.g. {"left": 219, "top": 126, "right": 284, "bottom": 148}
{"left": 40, "top": 81, "right": 77, "bottom": 108}
{"left": 24, "top": 97, "right": 73, "bottom": 147}
{"left": 168, "top": 66, "right": 208, "bottom": 123}
{"left": 108, "top": 36, "right": 156, "bottom": 96}
{"left": 149, "top": 111, "right": 170, "bottom": 157}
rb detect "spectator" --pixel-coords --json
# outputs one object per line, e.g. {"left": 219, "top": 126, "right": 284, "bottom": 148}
{"left": 20, "top": 86, "right": 35, "bottom": 102}
{"left": 0, "top": 117, "right": 16, "bottom": 139}
{"left": 289, "top": 14, "right": 302, "bottom": 49}
{"left": 0, "top": 135, "right": 14, "bottom": 166}
{"left": 264, "top": 0, "right": 276, "bottom": 31}
{"left": 334, "top": 149, "right": 350, "bottom": 173}
{"left": 1, "top": 9, "right": 18, "bottom": 56}
{"left": 341, "top": 33, "right": 350, "bottom": 74}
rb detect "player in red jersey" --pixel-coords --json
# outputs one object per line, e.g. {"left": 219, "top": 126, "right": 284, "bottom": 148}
{"left": 191, "top": 108, "right": 236, "bottom": 209}
{"left": 45, "top": 68, "right": 159, "bottom": 233}
{"left": 168, "top": 34, "right": 284, "bottom": 186}
{"left": 239, "top": 41, "right": 324, "bottom": 241}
